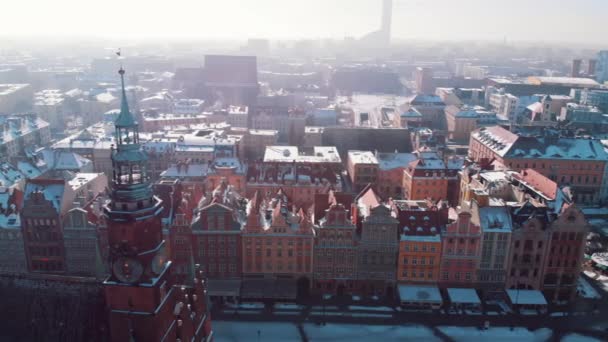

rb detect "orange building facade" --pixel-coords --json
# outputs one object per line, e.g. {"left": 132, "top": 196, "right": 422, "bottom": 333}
{"left": 402, "top": 151, "right": 455, "bottom": 202}
{"left": 241, "top": 193, "right": 314, "bottom": 281}
{"left": 398, "top": 234, "right": 442, "bottom": 284}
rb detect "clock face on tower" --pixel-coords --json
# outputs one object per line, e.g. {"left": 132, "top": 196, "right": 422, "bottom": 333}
{"left": 112, "top": 257, "right": 144, "bottom": 284}
{"left": 151, "top": 244, "right": 168, "bottom": 276}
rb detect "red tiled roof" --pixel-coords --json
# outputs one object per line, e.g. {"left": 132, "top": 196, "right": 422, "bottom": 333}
{"left": 514, "top": 168, "right": 558, "bottom": 200}
{"left": 357, "top": 186, "right": 381, "bottom": 209}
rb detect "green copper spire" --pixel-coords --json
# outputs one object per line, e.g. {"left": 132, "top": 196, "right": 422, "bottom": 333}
{"left": 115, "top": 67, "right": 138, "bottom": 128}
{"left": 109, "top": 66, "right": 152, "bottom": 203}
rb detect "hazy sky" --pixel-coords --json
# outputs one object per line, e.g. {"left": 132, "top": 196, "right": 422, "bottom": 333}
{"left": 1, "top": 0, "right": 606, "bottom": 44}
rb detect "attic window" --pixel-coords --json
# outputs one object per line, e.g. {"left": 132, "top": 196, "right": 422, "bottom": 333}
{"left": 567, "top": 215, "right": 576, "bottom": 222}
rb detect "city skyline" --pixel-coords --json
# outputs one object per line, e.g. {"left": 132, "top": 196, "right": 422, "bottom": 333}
{"left": 1, "top": 3, "right": 608, "bottom": 340}
{"left": 0, "top": 0, "right": 607, "bottom": 45}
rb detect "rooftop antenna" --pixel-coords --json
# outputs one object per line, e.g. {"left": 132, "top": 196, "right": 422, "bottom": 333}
{"left": 116, "top": 48, "right": 123, "bottom": 71}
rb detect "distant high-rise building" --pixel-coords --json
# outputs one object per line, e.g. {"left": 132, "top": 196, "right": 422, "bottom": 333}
{"left": 381, "top": 0, "right": 393, "bottom": 45}
{"left": 570, "top": 59, "right": 581, "bottom": 77}
{"left": 415, "top": 67, "right": 434, "bottom": 95}
{"left": 358, "top": 0, "right": 393, "bottom": 49}
{"left": 588, "top": 59, "right": 597, "bottom": 76}
{"left": 596, "top": 50, "right": 608, "bottom": 84}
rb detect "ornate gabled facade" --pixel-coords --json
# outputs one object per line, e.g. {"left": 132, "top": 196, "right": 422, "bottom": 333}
{"left": 542, "top": 204, "right": 588, "bottom": 302}
{"left": 191, "top": 179, "right": 247, "bottom": 281}
{"left": 21, "top": 179, "right": 67, "bottom": 274}
{"left": 473, "top": 202, "right": 512, "bottom": 290}
{"left": 313, "top": 202, "right": 357, "bottom": 295}
{"left": 63, "top": 206, "right": 107, "bottom": 278}
{"left": 241, "top": 190, "right": 315, "bottom": 300}
{"left": 353, "top": 186, "right": 399, "bottom": 296}
{"left": 439, "top": 204, "right": 482, "bottom": 287}
{"left": 506, "top": 200, "right": 551, "bottom": 292}
{"left": 102, "top": 68, "right": 212, "bottom": 342}
{"left": 393, "top": 200, "right": 445, "bottom": 285}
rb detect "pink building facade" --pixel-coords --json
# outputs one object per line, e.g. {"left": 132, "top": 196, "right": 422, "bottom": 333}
{"left": 440, "top": 208, "right": 482, "bottom": 286}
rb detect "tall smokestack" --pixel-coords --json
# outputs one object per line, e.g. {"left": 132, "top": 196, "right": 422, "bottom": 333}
{"left": 588, "top": 59, "right": 597, "bottom": 76}
{"left": 382, "top": 0, "right": 393, "bottom": 45}
{"left": 571, "top": 59, "right": 581, "bottom": 78}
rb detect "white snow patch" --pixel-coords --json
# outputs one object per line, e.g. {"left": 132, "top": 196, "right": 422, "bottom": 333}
{"left": 583, "top": 270, "right": 608, "bottom": 293}
{"left": 348, "top": 306, "right": 394, "bottom": 312}
{"left": 438, "top": 326, "right": 551, "bottom": 342}
{"left": 214, "top": 321, "right": 301, "bottom": 342}
{"left": 274, "top": 303, "right": 303, "bottom": 310}
{"left": 304, "top": 323, "right": 440, "bottom": 342}
{"left": 225, "top": 302, "right": 264, "bottom": 309}
{"left": 577, "top": 277, "right": 601, "bottom": 299}
{"left": 561, "top": 333, "right": 603, "bottom": 342}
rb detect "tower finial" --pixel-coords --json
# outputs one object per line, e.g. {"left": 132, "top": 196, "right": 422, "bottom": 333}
{"left": 118, "top": 66, "right": 130, "bottom": 118}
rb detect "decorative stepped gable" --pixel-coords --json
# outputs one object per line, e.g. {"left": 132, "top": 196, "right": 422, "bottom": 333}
{"left": 297, "top": 208, "right": 314, "bottom": 234}
{"left": 245, "top": 191, "right": 264, "bottom": 232}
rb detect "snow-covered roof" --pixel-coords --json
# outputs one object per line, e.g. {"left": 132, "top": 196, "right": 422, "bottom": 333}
{"left": 400, "top": 108, "right": 423, "bottom": 117}
{"left": 377, "top": 152, "right": 417, "bottom": 171}
{"left": 96, "top": 92, "right": 117, "bottom": 103}
{"left": 506, "top": 289, "right": 547, "bottom": 305}
{"left": 591, "top": 252, "right": 608, "bottom": 267}
{"left": 24, "top": 182, "right": 66, "bottom": 213}
{"left": 0, "top": 186, "right": 20, "bottom": 228}
{"left": 413, "top": 151, "right": 445, "bottom": 170}
{"left": 0, "top": 213, "right": 20, "bottom": 229}
{"left": 0, "top": 162, "right": 34, "bottom": 188}
{"left": 529, "top": 76, "right": 600, "bottom": 87}
{"left": 161, "top": 163, "right": 208, "bottom": 178}
{"left": 407, "top": 94, "right": 445, "bottom": 105}
{"left": 478, "top": 206, "right": 512, "bottom": 233}
{"left": 446, "top": 156, "right": 465, "bottom": 170}
{"left": 454, "top": 106, "right": 495, "bottom": 118}
{"left": 471, "top": 126, "right": 518, "bottom": 157}
{"left": 447, "top": 288, "right": 481, "bottom": 304}
{"left": 479, "top": 170, "right": 513, "bottom": 183}
{"left": 400, "top": 234, "right": 441, "bottom": 242}
{"left": 67, "top": 173, "right": 103, "bottom": 191}
{"left": 0, "top": 115, "right": 49, "bottom": 145}
{"left": 474, "top": 126, "right": 608, "bottom": 161}
{"left": 348, "top": 150, "right": 379, "bottom": 165}
{"left": 212, "top": 157, "right": 246, "bottom": 172}
{"left": 264, "top": 146, "right": 341, "bottom": 164}
{"left": 36, "top": 149, "right": 92, "bottom": 172}
{"left": 398, "top": 285, "right": 442, "bottom": 303}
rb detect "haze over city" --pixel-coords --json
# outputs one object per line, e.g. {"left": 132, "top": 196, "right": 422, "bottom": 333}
{"left": 0, "top": 0, "right": 607, "bottom": 45}
{"left": 1, "top": 0, "right": 608, "bottom": 341}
